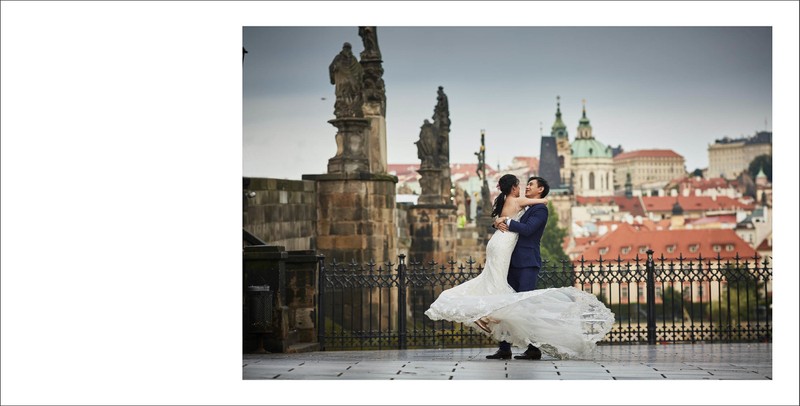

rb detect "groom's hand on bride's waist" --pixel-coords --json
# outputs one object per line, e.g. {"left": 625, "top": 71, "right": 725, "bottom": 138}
{"left": 495, "top": 221, "right": 509, "bottom": 232}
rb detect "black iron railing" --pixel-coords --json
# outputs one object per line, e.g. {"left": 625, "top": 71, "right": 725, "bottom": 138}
{"left": 316, "top": 251, "right": 772, "bottom": 350}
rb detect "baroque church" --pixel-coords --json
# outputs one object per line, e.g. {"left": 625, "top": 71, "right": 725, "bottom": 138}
{"left": 547, "top": 97, "right": 614, "bottom": 197}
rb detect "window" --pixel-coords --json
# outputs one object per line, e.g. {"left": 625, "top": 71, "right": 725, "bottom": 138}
{"left": 689, "top": 244, "right": 699, "bottom": 252}
{"left": 639, "top": 246, "right": 648, "bottom": 254}
{"left": 621, "top": 286, "right": 628, "bottom": 297}
{"left": 666, "top": 245, "right": 676, "bottom": 253}
{"left": 713, "top": 245, "right": 721, "bottom": 252}
{"left": 638, "top": 286, "right": 645, "bottom": 297}
{"left": 726, "top": 244, "right": 734, "bottom": 252}
{"left": 599, "top": 247, "right": 609, "bottom": 256}
{"left": 589, "top": 172, "right": 595, "bottom": 190}
{"left": 621, "top": 246, "right": 631, "bottom": 254}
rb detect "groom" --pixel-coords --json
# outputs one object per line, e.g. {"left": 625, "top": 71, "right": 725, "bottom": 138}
{"left": 487, "top": 176, "right": 550, "bottom": 360}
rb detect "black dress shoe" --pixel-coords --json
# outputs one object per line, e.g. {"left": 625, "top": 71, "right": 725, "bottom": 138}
{"left": 514, "top": 345, "right": 542, "bottom": 360}
{"left": 486, "top": 349, "right": 512, "bottom": 360}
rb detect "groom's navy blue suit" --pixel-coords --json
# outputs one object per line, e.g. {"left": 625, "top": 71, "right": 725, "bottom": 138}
{"left": 498, "top": 202, "right": 548, "bottom": 352}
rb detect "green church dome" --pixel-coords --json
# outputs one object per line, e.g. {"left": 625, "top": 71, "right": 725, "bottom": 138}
{"left": 571, "top": 138, "right": 612, "bottom": 158}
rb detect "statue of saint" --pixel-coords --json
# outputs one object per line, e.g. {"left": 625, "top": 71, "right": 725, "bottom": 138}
{"left": 415, "top": 120, "right": 438, "bottom": 169}
{"left": 475, "top": 145, "right": 485, "bottom": 181}
{"left": 433, "top": 86, "right": 450, "bottom": 131}
{"left": 358, "top": 26, "right": 381, "bottom": 60}
{"left": 329, "top": 42, "right": 364, "bottom": 118}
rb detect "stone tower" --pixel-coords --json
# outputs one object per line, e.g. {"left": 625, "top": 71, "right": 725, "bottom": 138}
{"left": 552, "top": 96, "right": 571, "bottom": 188}
{"left": 538, "top": 136, "right": 561, "bottom": 190}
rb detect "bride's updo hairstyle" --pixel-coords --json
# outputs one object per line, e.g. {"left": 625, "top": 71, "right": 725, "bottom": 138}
{"left": 491, "top": 174, "right": 519, "bottom": 218}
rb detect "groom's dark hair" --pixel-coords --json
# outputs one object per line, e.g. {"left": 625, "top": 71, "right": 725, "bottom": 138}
{"left": 529, "top": 176, "right": 550, "bottom": 198}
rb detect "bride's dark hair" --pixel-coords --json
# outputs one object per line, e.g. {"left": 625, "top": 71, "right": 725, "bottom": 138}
{"left": 491, "top": 174, "right": 519, "bottom": 218}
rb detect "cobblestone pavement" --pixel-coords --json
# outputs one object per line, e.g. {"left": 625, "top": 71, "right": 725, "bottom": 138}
{"left": 243, "top": 342, "right": 771, "bottom": 380}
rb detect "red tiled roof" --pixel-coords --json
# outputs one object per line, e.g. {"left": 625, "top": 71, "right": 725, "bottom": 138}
{"left": 638, "top": 218, "right": 672, "bottom": 231}
{"left": 388, "top": 163, "right": 498, "bottom": 180}
{"left": 510, "top": 156, "right": 539, "bottom": 171}
{"left": 685, "top": 215, "right": 738, "bottom": 226}
{"left": 666, "top": 176, "right": 733, "bottom": 191}
{"left": 577, "top": 227, "right": 756, "bottom": 262}
{"left": 575, "top": 195, "right": 646, "bottom": 217}
{"left": 613, "top": 149, "right": 684, "bottom": 161}
{"left": 756, "top": 235, "right": 772, "bottom": 251}
{"left": 641, "top": 196, "right": 754, "bottom": 212}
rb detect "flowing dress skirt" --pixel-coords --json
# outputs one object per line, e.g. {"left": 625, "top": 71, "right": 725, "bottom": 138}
{"left": 424, "top": 216, "right": 615, "bottom": 359}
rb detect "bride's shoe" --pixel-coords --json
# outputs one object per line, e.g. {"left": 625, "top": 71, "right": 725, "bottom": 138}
{"left": 474, "top": 318, "right": 492, "bottom": 334}
{"left": 484, "top": 316, "right": 500, "bottom": 325}
{"left": 475, "top": 317, "right": 500, "bottom": 334}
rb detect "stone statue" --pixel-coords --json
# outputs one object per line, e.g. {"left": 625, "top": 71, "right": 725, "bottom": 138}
{"left": 475, "top": 146, "right": 485, "bottom": 182}
{"left": 415, "top": 120, "right": 438, "bottom": 169}
{"left": 358, "top": 27, "right": 386, "bottom": 117}
{"left": 358, "top": 26, "right": 381, "bottom": 60}
{"left": 329, "top": 42, "right": 364, "bottom": 118}
{"left": 433, "top": 86, "right": 450, "bottom": 131}
{"left": 433, "top": 86, "right": 450, "bottom": 166}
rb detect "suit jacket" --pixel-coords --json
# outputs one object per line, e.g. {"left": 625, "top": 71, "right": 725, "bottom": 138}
{"left": 508, "top": 203, "right": 549, "bottom": 269}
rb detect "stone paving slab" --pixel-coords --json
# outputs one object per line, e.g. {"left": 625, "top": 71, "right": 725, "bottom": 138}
{"left": 243, "top": 342, "right": 771, "bottom": 380}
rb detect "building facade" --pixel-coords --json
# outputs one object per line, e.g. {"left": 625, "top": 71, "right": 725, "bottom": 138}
{"left": 612, "top": 149, "right": 686, "bottom": 191}
{"left": 707, "top": 131, "right": 772, "bottom": 180}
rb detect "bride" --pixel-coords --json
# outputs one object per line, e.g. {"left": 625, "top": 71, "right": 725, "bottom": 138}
{"left": 424, "top": 174, "right": 615, "bottom": 360}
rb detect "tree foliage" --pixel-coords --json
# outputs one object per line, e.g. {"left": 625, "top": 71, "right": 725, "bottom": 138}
{"left": 541, "top": 201, "right": 569, "bottom": 263}
{"left": 537, "top": 201, "right": 573, "bottom": 288}
{"left": 747, "top": 154, "right": 772, "bottom": 182}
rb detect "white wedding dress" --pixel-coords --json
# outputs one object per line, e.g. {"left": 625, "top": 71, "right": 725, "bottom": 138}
{"left": 424, "top": 209, "right": 615, "bottom": 359}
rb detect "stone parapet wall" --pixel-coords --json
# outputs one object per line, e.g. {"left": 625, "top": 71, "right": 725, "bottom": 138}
{"left": 243, "top": 177, "right": 317, "bottom": 251}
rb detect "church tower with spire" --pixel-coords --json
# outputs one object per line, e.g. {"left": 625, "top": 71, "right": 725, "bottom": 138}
{"left": 570, "top": 99, "right": 614, "bottom": 197}
{"left": 552, "top": 96, "right": 571, "bottom": 188}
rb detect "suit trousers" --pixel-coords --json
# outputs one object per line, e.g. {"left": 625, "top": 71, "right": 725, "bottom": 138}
{"left": 498, "top": 266, "right": 540, "bottom": 352}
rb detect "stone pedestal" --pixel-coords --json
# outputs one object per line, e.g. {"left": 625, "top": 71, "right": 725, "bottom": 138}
{"left": 417, "top": 168, "right": 445, "bottom": 205}
{"left": 303, "top": 172, "right": 397, "bottom": 264}
{"left": 327, "top": 118, "right": 370, "bottom": 174}
{"left": 440, "top": 166, "right": 453, "bottom": 205}
{"left": 362, "top": 102, "right": 387, "bottom": 174}
{"left": 408, "top": 204, "right": 458, "bottom": 266}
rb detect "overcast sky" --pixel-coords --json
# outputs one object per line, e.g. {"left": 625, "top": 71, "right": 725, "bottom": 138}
{"left": 244, "top": 26, "right": 771, "bottom": 179}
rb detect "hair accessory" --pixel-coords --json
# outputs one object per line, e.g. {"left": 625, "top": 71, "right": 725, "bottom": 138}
{"left": 495, "top": 183, "right": 501, "bottom": 191}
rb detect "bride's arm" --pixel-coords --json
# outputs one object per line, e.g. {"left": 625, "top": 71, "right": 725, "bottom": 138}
{"left": 513, "top": 196, "right": 548, "bottom": 207}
